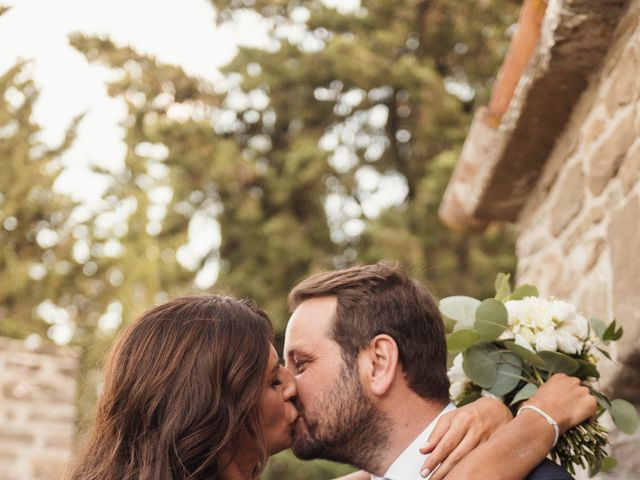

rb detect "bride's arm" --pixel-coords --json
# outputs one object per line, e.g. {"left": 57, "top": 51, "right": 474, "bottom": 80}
{"left": 422, "top": 374, "right": 597, "bottom": 480}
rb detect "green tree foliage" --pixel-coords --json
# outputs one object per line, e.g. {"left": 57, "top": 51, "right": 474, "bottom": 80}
{"left": 0, "top": 55, "right": 91, "bottom": 340}
{"left": 210, "top": 0, "right": 519, "bottom": 299}
{"left": 67, "top": 1, "right": 520, "bottom": 476}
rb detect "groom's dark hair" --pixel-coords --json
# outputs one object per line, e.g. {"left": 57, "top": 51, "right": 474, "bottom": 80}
{"left": 289, "top": 262, "right": 450, "bottom": 401}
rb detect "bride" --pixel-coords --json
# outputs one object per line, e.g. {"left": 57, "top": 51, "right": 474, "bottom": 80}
{"left": 67, "top": 295, "right": 595, "bottom": 480}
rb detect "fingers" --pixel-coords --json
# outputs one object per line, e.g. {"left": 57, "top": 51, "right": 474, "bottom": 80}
{"left": 419, "top": 418, "right": 471, "bottom": 477}
{"left": 419, "top": 418, "right": 465, "bottom": 472}
{"left": 427, "top": 434, "right": 480, "bottom": 480}
{"left": 528, "top": 374, "right": 598, "bottom": 432}
{"left": 419, "top": 415, "right": 452, "bottom": 454}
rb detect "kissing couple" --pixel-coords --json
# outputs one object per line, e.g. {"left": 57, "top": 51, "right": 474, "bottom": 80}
{"left": 68, "top": 264, "right": 596, "bottom": 479}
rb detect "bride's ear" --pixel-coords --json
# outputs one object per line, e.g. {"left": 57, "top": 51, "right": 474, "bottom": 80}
{"left": 358, "top": 334, "right": 399, "bottom": 397}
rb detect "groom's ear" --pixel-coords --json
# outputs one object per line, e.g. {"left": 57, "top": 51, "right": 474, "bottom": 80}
{"left": 358, "top": 334, "right": 399, "bottom": 397}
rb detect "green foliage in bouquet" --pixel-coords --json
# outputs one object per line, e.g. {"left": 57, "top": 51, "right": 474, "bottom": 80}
{"left": 441, "top": 274, "right": 640, "bottom": 476}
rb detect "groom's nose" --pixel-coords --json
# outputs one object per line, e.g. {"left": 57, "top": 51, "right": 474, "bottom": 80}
{"left": 282, "top": 367, "right": 298, "bottom": 400}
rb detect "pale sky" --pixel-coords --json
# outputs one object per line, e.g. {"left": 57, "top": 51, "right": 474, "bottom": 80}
{"left": 1, "top": 0, "right": 269, "bottom": 202}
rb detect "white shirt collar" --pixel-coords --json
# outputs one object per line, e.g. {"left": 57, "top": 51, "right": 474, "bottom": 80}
{"left": 371, "top": 402, "right": 456, "bottom": 480}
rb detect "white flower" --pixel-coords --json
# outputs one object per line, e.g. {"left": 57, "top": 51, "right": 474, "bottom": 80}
{"left": 549, "top": 300, "right": 576, "bottom": 322}
{"left": 535, "top": 329, "right": 558, "bottom": 352}
{"left": 519, "top": 327, "right": 536, "bottom": 344}
{"left": 505, "top": 297, "right": 555, "bottom": 332}
{"left": 561, "top": 313, "right": 589, "bottom": 340}
{"left": 450, "top": 381, "right": 466, "bottom": 399}
{"left": 498, "top": 329, "right": 514, "bottom": 341}
{"left": 448, "top": 354, "right": 466, "bottom": 383}
{"left": 514, "top": 333, "right": 535, "bottom": 352}
{"left": 556, "top": 329, "right": 582, "bottom": 355}
{"left": 448, "top": 354, "right": 470, "bottom": 399}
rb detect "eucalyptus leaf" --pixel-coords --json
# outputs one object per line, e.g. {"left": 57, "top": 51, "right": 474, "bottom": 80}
{"left": 457, "top": 389, "right": 482, "bottom": 407}
{"left": 600, "top": 457, "right": 618, "bottom": 472}
{"left": 447, "top": 329, "right": 481, "bottom": 353}
{"left": 589, "top": 317, "right": 607, "bottom": 340}
{"left": 488, "top": 351, "right": 523, "bottom": 397}
{"left": 447, "top": 352, "right": 457, "bottom": 369}
{"left": 463, "top": 344, "right": 498, "bottom": 388}
{"left": 494, "top": 273, "right": 511, "bottom": 302}
{"left": 474, "top": 299, "right": 508, "bottom": 341}
{"left": 609, "top": 399, "right": 640, "bottom": 434}
{"left": 537, "top": 350, "right": 580, "bottom": 374}
{"left": 510, "top": 383, "right": 538, "bottom": 405}
{"left": 595, "top": 347, "right": 613, "bottom": 361}
{"left": 602, "top": 320, "right": 623, "bottom": 342}
{"left": 576, "top": 359, "right": 600, "bottom": 379}
{"left": 440, "top": 296, "right": 481, "bottom": 329}
{"left": 509, "top": 284, "right": 539, "bottom": 301}
{"left": 504, "top": 341, "right": 546, "bottom": 368}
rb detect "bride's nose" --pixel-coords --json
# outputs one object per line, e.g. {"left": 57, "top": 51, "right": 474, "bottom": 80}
{"left": 281, "top": 367, "right": 298, "bottom": 401}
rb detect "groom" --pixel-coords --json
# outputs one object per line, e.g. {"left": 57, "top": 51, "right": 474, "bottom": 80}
{"left": 283, "top": 263, "right": 584, "bottom": 479}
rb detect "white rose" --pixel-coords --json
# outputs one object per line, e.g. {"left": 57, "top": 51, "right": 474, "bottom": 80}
{"left": 535, "top": 329, "right": 558, "bottom": 352}
{"left": 447, "top": 353, "right": 467, "bottom": 383}
{"left": 505, "top": 300, "right": 525, "bottom": 326}
{"left": 561, "top": 314, "right": 589, "bottom": 340}
{"left": 498, "top": 329, "right": 515, "bottom": 341}
{"left": 514, "top": 333, "right": 535, "bottom": 352}
{"left": 448, "top": 354, "right": 470, "bottom": 399}
{"left": 507, "top": 297, "right": 555, "bottom": 331}
{"left": 556, "top": 329, "right": 582, "bottom": 355}
{"left": 450, "top": 380, "right": 466, "bottom": 399}
{"left": 519, "top": 327, "right": 536, "bottom": 344}
{"left": 549, "top": 300, "right": 577, "bottom": 324}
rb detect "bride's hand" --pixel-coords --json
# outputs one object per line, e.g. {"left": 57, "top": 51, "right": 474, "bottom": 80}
{"left": 417, "top": 397, "right": 512, "bottom": 479}
{"left": 524, "top": 373, "right": 597, "bottom": 433}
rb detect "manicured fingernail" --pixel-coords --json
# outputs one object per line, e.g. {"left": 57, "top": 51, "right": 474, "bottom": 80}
{"left": 421, "top": 467, "right": 431, "bottom": 478}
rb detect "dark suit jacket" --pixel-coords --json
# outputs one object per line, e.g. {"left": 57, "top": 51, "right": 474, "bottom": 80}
{"left": 525, "top": 459, "right": 573, "bottom": 480}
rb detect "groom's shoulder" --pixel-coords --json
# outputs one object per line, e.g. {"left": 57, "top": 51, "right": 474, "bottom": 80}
{"left": 525, "top": 459, "right": 573, "bottom": 480}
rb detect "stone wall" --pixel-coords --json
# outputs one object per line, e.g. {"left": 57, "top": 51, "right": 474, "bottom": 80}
{"left": 515, "top": 1, "right": 640, "bottom": 477}
{"left": 0, "top": 337, "right": 79, "bottom": 480}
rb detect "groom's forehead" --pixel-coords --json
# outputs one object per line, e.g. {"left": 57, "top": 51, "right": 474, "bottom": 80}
{"left": 284, "top": 297, "right": 336, "bottom": 351}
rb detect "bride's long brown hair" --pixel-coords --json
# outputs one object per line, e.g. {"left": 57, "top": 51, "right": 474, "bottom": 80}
{"left": 68, "top": 295, "right": 273, "bottom": 480}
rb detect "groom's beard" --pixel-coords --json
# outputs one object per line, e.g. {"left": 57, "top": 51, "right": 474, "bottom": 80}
{"left": 291, "top": 362, "right": 390, "bottom": 472}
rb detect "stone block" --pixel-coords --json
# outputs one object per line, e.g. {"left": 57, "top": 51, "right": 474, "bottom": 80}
{"left": 582, "top": 115, "right": 606, "bottom": 146}
{"left": 550, "top": 163, "right": 585, "bottom": 236}
{"left": 605, "top": 46, "right": 640, "bottom": 115}
{"left": 577, "top": 275, "right": 611, "bottom": 325}
{"left": 608, "top": 194, "right": 640, "bottom": 362}
{"left": 589, "top": 110, "right": 636, "bottom": 195}
{"left": 0, "top": 428, "right": 35, "bottom": 444}
{"left": 28, "top": 405, "right": 76, "bottom": 425}
{"left": 30, "top": 454, "right": 68, "bottom": 480}
{"left": 619, "top": 141, "right": 640, "bottom": 195}
{"left": 0, "top": 337, "right": 78, "bottom": 480}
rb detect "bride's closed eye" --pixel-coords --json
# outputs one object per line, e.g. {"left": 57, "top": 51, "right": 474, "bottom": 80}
{"left": 270, "top": 363, "right": 287, "bottom": 388}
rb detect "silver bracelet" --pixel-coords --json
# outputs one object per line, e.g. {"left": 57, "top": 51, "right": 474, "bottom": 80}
{"left": 517, "top": 405, "right": 560, "bottom": 447}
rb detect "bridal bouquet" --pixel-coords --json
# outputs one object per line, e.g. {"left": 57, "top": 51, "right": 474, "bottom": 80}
{"left": 440, "top": 274, "right": 639, "bottom": 476}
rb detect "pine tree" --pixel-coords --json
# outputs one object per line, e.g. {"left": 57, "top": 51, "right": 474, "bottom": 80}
{"left": 69, "top": 1, "right": 521, "bottom": 476}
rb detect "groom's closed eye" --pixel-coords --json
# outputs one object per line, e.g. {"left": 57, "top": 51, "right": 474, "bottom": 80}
{"left": 289, "top": 357, "right": 309, "bottom": 374}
